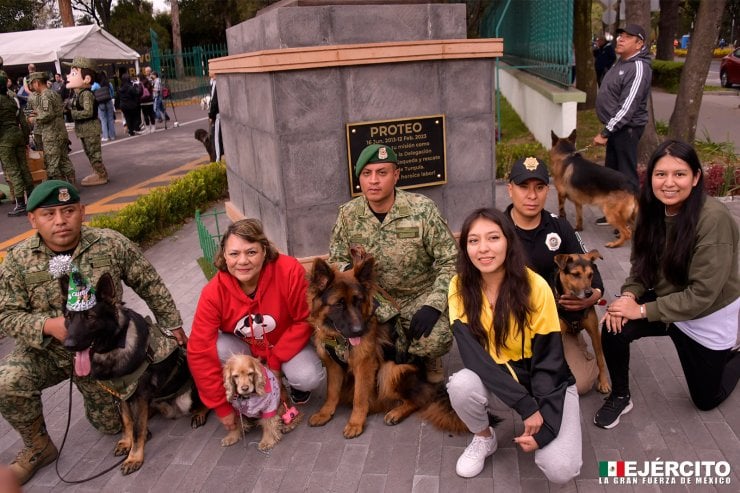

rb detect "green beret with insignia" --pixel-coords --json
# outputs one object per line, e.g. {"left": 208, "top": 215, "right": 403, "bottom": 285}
{"left": 27, "top": 180, "right": 81, "bottom": 212}
{"left": 355, "top": 144, "right": 398, "bottom": 176}
{"left": 64, "top": 57, "right": 96, "bottom": 70}
{"left": 27, "top": 71, "right": 50, "bottom": 83}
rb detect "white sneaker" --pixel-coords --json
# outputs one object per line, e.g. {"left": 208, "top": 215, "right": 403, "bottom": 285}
{"left": 101, "top": 138, "right": 109, "bottom": 142}
{"left": 456, "top": 428, "right": 497, "bottom": 478}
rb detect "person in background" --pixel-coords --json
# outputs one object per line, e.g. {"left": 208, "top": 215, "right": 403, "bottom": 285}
{"left": 117, "top": 73, "right": 141, "bottom": 137}
{"left": 0, "top": 73, "right": 34, "bottom": 216}
{"left": 595, "top": 140, "right": 740, "bottom": 429}
{"left": 96, "top": 71, "right": 116, "bottom": 142}
{"left": 208, "top": 72, "right": 223, "bottom": 161}
{"left": 138, "top": 73, "right": 156, "bottom": 134}
{"left": 447, "top": 208, "right": 581, "bottom": 483}
{"left": 592, "top": 36, "right": 616, "bottom": 86}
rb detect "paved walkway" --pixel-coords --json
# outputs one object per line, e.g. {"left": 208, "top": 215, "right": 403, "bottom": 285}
{"left": 2, "top": 185, "right": 738, "bottom": 492}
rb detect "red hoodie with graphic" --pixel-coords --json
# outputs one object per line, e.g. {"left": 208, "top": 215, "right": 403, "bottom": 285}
{"left": 187, "top": 254, "right": 312, "bottom": 417}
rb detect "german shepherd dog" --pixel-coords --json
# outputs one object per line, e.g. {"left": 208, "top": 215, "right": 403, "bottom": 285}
{"left": 307, "top": 248, "right": 499, "bottom": 439}
{"left": 549, "top": 130, "right": 638, "bottom": 248}
{"left": 553, "top": 250, "right": 610, "bottom": 393}
{"left": 61, "top": 273, "right": 208, "bottom": 475}
{"left": 194, "top": 128, "right": 216, "bottom": 163}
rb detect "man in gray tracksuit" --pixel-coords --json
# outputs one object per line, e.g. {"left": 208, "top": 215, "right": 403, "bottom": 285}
{"left": 592, "top": 24, "right": 652, "bottom": 205}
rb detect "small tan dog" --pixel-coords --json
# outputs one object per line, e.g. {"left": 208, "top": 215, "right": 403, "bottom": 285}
{"left": 221, "top": 354, "right": 299, "bottom": 451}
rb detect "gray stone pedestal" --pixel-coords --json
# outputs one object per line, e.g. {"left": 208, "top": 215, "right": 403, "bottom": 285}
{"left": 213, "top": 3, "right": 499, "bottom": 258}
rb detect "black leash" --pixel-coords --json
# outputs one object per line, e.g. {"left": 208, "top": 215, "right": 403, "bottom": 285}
{"left": 55, "top": 374, "right": 125, "bottom": 484}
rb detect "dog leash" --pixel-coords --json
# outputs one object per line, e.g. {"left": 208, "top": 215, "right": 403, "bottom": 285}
{"left": 55, "top": 374, "right": 126, "bottom": 484}
{"left": 570, "top": 144, "right": 593, "bottom": 155}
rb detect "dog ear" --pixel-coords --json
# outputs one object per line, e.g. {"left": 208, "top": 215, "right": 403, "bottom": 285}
{"left": 253, "top": 362, "right": 267, "bottom": 397}
{"left": 354, "top": 255, "right": 375, "bottom": 286}
{"left": 223, "top": 359, "right": 236, "bottom": 402}
{"left": 585, "top": 249, "right": 603, "bottom": 262}
{"left": 310, "top": 258, "right": 334, "bottom": 293}
{"left": 551, "top": 130, "right": 559, "bottom": 147}
{"left": 553, "top": 254, "right": 570, "bottom": 271}
{"left": 349, "top": 244, "right": 367, "bottom": 266}
{"left": 567, "top": 128, "right": 577, "bottom": 143}
{"left": 95, "top": 273, "right": 116, "bottom": 303}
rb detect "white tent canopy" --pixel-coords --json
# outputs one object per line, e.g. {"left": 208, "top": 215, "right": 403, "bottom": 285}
{"left": 1, "top": 25, "right": 140, "bottom": 73}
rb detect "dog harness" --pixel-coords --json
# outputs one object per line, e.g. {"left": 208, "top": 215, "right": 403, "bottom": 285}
{"left": 230, "top": 366, "right": 281, "bottom": 419}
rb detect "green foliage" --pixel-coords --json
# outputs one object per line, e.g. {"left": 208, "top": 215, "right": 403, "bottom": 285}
{"left": 107, "top": 1, "right": 159, "bottom": 53}
{"left": 89, "top": 161, "right": 227, "bottom": 245}
{"left": 652, "top": 60, "right": 684, "bottom": 93}
{"left": 0, "top": 0, "right": 34, "bottom": 32}
{"left": 497, "top": 96, "right": 531, "bottom": 140}
{"left": 694, "top": 132, "right": 738, "bottom": 163}
{"left": 655, "top": 120, "right": 669, "bottom": 136}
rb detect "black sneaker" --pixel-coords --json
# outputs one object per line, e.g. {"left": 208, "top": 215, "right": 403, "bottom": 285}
{"left": 290, "top": 388, "right": 311, "bottom": 405}
{"left": 594, "top": 394, "right": 633, "bottom": 429}
{"left": 7, "top": 202, "right": 27, "bottom": 217}
{"left": 595, "top": 217, "right": 610, "bottom": 226}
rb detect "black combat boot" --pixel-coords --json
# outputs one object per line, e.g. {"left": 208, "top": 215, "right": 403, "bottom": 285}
{"left": 7, "top": 199, "right": 27, "bottom": 217}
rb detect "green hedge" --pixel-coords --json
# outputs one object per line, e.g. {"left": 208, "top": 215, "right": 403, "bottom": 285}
{"left": 652, "top": 60, "right": 683, "bottom": 93}
{"left": 89, "top": 161, "right": 228, "bottom": 244}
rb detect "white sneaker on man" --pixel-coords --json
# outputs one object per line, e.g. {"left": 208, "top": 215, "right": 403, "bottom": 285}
{"left": 456, "top": 427, "right": 498, "bottom": 478}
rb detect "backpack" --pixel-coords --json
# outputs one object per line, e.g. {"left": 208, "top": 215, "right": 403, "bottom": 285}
{"left": 140, "top": 85, "right": 151, "bottom": 101}
{"left": 93, "top": 85, "right": 112, "bottom": 103}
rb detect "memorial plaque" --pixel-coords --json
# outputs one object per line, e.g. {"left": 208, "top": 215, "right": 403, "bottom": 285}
{"left": 346, "top": 115, "right": 446, "bottom": 196}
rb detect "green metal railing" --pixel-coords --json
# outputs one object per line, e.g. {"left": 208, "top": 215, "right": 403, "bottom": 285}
{"left": 195, "top": 209, "right": 227, "bottom": 281}
{"left": 149, "top": 30, "right": 228, "bottom": 99}
{"left": 481, "top": 0, "right": 574, "bottom": 87}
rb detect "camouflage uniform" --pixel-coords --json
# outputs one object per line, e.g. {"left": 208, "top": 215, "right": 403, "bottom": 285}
{"left": 70, "top": 89, "right": 108, "bottom": 180}
{"left": 26, "top": 91, "right": 43, "bottom": 151}
{"left": 33, "top": 89, "right": 75, "bottom": 182}
{"left": 0, "top": 93, "right": 34, "bottom": 198}
{"left": 0, "top": 226, "right": 183, "bottom": 436}
{"left": 329, "top": 188, "right": 458, "bottom": 358}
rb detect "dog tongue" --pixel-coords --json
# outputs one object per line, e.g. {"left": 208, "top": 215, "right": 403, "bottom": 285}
{"left": 348, "top": 337, "right": 361, "bottom": 346}
{"left": 74, "top": 349, "right": 91, "bottom": 376}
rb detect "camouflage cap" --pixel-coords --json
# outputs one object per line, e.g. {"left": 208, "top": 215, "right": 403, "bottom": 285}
{"left": 508, "top": 156, "right": 549, "bottom": 185}
{"left": 27, "top": 180, "right": 81, "bottom": 211}
{"left": 355, "top": 144, "right": 398, "bottom": 176}
{"left": 28, "top": 71, "right": 49, "bottom": 83}
{"left": 64, "top": 56, "right": 96, "bottom": 70}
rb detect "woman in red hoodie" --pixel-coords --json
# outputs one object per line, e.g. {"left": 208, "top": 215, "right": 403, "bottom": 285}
{"left": 188, "top": 219, "right": 325, "bottom": 436}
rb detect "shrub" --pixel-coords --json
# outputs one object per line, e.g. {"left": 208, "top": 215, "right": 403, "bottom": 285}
{"left": 652, "top": 60, "right": 683, "bottom": 93}
{"left": 89, "top": 161, "right": 227, "bottom": 244}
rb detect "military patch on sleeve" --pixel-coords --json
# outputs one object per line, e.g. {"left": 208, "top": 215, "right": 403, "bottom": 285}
{"left": 42, "top": 98, "right": 49, "bottom": 112}
{"left": 396, "top": 226, "right": 420, "bottom": 239}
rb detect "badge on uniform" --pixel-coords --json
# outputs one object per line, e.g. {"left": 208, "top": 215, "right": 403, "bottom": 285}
{"left": 545, "top": 232, "right": 562, "bottom": 251}
{"left": 58, "top": 188, "right": 71, "bottom": 203}
{"left": 378, "top": 147, "right": 388, "bottom": 160}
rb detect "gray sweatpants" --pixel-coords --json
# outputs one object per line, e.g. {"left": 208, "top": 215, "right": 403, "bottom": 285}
{"left": 447, "top": 368, "right": 582, "bottom": 484}
{"left": 216, "top": 332, "right": 325, "bottom": 392}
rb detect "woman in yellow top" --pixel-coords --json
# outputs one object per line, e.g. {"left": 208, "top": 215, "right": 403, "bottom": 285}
{"left": 447, "top": 208, "right": 581, "bottom": 483}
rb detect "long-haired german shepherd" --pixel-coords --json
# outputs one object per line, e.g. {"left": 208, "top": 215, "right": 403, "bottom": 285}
{"left": 61, "top": 273, "right": 208, "bottom": 475}
{"left": 307, "top": 248, "right": 499, "bottom": 439}
{"left": 550, "top": 130, "right": 638, "bottom": 248}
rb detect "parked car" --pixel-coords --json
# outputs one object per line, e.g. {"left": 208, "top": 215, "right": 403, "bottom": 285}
{"left": 720, "top": 48, "right": 740, "bottom": 88}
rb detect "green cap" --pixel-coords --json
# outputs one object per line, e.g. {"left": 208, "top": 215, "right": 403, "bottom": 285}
{"left": 27, "top": 180, "right": 80, "bottom": 211}
{"left": 64, "top": 57, "right": 96, "bottom": 70}
{"left": 355, "top": 144, "right": 398, "bottom": 176}
{"left": 27, "top": 71, "right": 49, "bottom": 83}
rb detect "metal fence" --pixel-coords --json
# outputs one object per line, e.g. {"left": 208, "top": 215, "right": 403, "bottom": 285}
{"left": 481, "top": 0, "right": 574, "bottom": 87}
{"left": 149, "top": 29, "right": 227, "bottom": 99}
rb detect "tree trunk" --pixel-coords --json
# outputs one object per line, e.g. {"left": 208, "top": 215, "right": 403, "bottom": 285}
{"left": 669, "top": 0, "right": 727, "bottom": 143}
{"left": 624, "top": 0, "right": 659, "bottom": 164}
{"left": 574, "top": 0, "right": 597, "bottom": 109}
{"left": 58, "top": 0, "right": 74, "bottom": 26}
{"left": 656, "top": 0, "right": 679, "bottom": 61}
{"left": 171, "top": 0, "right": 185, "bottom": 79}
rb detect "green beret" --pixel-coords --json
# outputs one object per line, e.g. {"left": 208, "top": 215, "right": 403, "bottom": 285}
{"left": 64, "top": 57, "right": 96, "bottom": 70}
{"left": 27, "top": 180, "right": 80, "bottom": 212}
{"left": 355, "top": 144, "right": 398, "bottom": 176}
{"left": 27, "top": 71, "right": 49, "bottom": 83}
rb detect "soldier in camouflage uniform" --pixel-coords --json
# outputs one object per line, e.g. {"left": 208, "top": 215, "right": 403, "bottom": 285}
{"left": 329, "top": 143, "right": 458, "bottom": 383}
{"left": 0, "top": 180, "right": 188, "bottom": 485}
{"left": 66, "top": 57, "right": 109, "bottom": 186}
{"left": 26, "top": 87, "right": 43, "bottom": 151}
{"left": 26, "top": 72, "right": 76, "bottom": 184}
{"left": 0, "top": 73, "right": 34, "bottom": 216}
